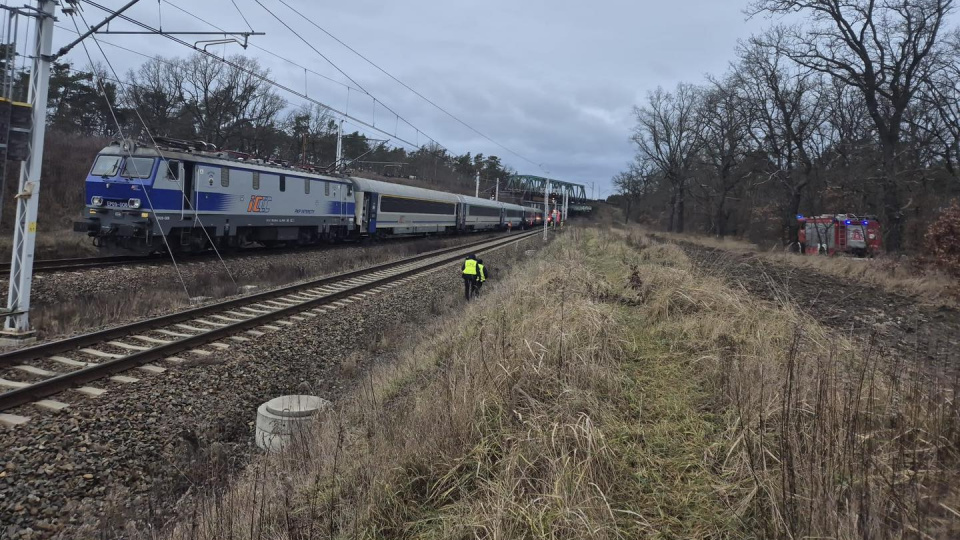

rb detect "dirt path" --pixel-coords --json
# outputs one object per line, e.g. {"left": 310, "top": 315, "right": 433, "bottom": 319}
{"left": 674, "top": 240, "right": 960, "bottom": 371}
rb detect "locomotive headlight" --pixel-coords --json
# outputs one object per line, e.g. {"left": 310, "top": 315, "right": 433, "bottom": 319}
{"left": 91, "top": 196, "right": 104, "bottom": 207}
{"left": 128, "top": 198, "right": 142, "bottom": 209}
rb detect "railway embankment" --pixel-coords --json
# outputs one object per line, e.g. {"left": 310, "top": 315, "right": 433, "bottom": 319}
{"left": 0, "top": 233, "right": 541, "bottom": 538}
{"left": 147, "top": 226, "right": 958, "bottom": 540}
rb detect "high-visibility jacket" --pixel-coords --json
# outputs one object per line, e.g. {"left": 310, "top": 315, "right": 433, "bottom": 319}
{"left": 463, "top": 258, "right": 478, "bottom": 276}
{"left": 478, "top": 263, "right": 486, "bottom": 282}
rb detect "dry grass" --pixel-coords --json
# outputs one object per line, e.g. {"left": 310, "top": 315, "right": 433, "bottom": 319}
{"left": 645, "top": 227, "right": 958, "bottom": 304}
{"left": 145, "top": 227, "right": 959, "bottom": 539}
{"left": 148, "top": 228, "right": 734, "bottom": 539}
{"left": 622, "top": 229, "right": 960, "bottom": 538}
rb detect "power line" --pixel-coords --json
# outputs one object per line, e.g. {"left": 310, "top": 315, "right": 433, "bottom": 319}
{"left": 274, "top": 0, "right": 543, "bottom": 169}
{"left": 160, "top": 0, "right": 362, "bottom": 94}
{"left": 247, "top": 0, "right": 449, "bottom": 154}
{"left": 155, "top": 0, "right": 445, "bottom": 152}
{"left": 78, "top": 0, "right": 428, "bottom": 150}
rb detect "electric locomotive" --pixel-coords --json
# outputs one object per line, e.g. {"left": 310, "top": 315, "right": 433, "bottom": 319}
{"left": 74, "top": 138, "right": 531, "bottom": 254}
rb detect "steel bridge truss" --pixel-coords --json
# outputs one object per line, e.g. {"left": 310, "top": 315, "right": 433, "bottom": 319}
{"left": 505, "top": 175, "right": 587, "bottom": 200}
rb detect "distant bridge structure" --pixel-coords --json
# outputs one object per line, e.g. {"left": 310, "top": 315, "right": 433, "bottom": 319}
{"left": 505, "top": 175, "right": 587, "bottom": 200}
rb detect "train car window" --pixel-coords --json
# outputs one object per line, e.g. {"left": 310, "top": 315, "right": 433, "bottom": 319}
{"left": 280, "top": 175, "right": 286, "bottom": 192}
{"left": 468, "top": 205, "right": 500, "bottom": 217}
{"left": 304, "top": 178, "right": 310, "bottom": 194}
{"left": 120, "top": 157, "right": 155, "bottom": 179}
{"left": 380, "top": 196, "right": 455, "bottom": 215}
{"left": 91, "top": 155, "right": 121, "bottom": 177}
{"left": 221, "top": 168, "right": 230, "bottom": 187}
{"left": 253, "top": 171, "right": 260, "bottom": 190}
{"left": 324, "top": 181, "right": 330, "bottom": 197}
{"left": 347, "top": 185, "right": 353, "bottom": 196}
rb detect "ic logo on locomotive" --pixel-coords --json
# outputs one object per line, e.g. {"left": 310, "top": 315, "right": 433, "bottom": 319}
{"left": 247, "top": 195, "right": 271, "bottom": 213}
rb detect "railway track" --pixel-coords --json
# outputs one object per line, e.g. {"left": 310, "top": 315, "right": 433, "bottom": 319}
{"left": 0, "top": 232, "right": 506, "bottom": 274}
{"left": 0, "top": 254, "right": 161, "bottom": 273}
{"left": 0, "top": 230, "right": 538, "bottom": 421}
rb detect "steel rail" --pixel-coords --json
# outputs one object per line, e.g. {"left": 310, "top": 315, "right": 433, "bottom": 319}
{"left": 1, "top": 232, "right": 505, "bottom": 274}
{"left": 0, "top": 231, "right": 537, "bottom": 411}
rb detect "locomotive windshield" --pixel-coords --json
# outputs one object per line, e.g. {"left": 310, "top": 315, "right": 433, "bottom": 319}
{"left": 120, "top": 157, "right": 155, "bottom": 179}
{"left": 90, "top": 155, "right": 121, "bottom": 177}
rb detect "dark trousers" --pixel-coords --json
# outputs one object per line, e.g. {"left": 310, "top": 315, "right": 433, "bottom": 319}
{"left": 463, "top": 276, "right": 476, "bottom": 300}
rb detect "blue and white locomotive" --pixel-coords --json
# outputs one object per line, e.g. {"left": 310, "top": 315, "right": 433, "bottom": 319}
{"left": 74, "top": 138, "right": 539, "bottom": 254}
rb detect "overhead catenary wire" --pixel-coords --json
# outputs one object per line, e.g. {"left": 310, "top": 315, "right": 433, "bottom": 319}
{"left": 273, "top": 0, "right": 543, "bottom": 170}
{"left": 160, "top": 0, "right": 363, "bottom": 94}
{"left": 79, "top": 0, "right": 432, "bottom": 150}
{"left": 160, "top": 0, "right": 444, "bottom": 153}
{"left": 247, "top": 0, "right": 446, "bottom": 153}
{"left": 50, "top": 26, "right": 420, "bottom": 159}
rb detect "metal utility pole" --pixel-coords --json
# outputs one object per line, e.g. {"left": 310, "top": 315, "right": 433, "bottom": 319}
{"left": 1, "top": 0, "right": 54, "bottom": 342}
{"left": 495, "top": 178, "right": 499, "bottom": 201}
{"left": 0, "top": 0, "right": 256, "bottom": 342}
{"left": 334, "top": 119, "right": 344, "bottom": 172}
{"left": 563, "top": 190, "right": 569, "bottom": 221}
{"left": 474, "top": 171, "right": 479, "bottom": 198}
{"left": 543, "top": 181, "right": 550, "bottom": 241}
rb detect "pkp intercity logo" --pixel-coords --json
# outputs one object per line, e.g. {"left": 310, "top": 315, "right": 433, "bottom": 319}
{"left": 247, "top": 195, "right": 272, "bottom": 213}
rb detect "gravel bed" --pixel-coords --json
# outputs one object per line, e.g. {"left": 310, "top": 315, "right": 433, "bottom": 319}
{"left": 0, "top": 232, "right": 543, "bottom": 539}
{"left": 0, "top": 233, "right": 502, "bottom": 346}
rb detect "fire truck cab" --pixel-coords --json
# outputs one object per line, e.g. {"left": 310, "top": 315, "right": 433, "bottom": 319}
{"left": 798, "top": 214, "right": 882, "bottom": 257}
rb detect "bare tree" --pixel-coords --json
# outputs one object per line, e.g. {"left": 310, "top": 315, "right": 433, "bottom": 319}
{"left": 612, "top": 161, "right": 654, "bottom": 223}
{"left": 736, "top": 31, "right": 828, "bottom": 244}
{"left": 696, "top": 74, "right": 756, "bottom": 236}
{"left": 749, "top": 0, "right": 955, "bottom": 250}
{"left": 632, "top": 83, "right": 702, "bottom": 232}
{"left": 178, "top": 53, "right": 285, "bottom": 152}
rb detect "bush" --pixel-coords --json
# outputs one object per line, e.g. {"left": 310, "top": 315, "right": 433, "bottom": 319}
{"left": 925, "top": 199, "right": 960, "bottom": 277}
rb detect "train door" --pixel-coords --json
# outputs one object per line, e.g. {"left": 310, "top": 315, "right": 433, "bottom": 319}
{"left": 178, "top": 161, "right": 195, "bottom": 218}
{"left": 456, "top": 203, "right": 466, "bottom": 231}
{"left": 365, "top": 193, "right": 379, "bottom": 234}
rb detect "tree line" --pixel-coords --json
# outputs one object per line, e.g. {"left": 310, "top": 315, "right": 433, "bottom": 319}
{"left": 25, "top": 50, "right": 514, "bottom": 197}
{"left": 613, "top": 0, "right": 960, "bottom": 251}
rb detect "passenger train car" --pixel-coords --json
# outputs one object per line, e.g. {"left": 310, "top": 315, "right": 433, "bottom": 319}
{"left": 74, "top": 139, "right": 533, "bottom": 254}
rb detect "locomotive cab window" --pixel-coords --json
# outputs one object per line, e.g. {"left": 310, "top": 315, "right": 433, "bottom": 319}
{"left": 91, "top": 155, "right": 121, "bottom": 177}
{"left": 120, "top": 157, "right": 155, "bottom": 179}
{"left": 164, "top": 160, "right": 182, "bottom": 182}
{"left": 280, "top": 175, "right": 286, "bottom": 192}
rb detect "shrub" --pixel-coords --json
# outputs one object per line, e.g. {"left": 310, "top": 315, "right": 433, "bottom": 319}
{"left": 925, "top": 199, "right": 960, "bottom": 277}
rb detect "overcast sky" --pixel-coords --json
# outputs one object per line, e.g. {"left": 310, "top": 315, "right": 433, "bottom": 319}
{"left": 51, "top": 0, "right": 768, "bottom": 198}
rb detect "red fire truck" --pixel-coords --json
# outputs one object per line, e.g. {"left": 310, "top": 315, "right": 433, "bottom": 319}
{"left": 797, "top": 214, "right": 882, "bottom": 256}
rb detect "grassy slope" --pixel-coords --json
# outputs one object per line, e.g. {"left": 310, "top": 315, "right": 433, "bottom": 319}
{"left": 156, "top": 226, "right": 959, "bottom": 539}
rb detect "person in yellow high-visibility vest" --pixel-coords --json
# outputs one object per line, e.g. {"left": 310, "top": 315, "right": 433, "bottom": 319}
{"left": 475, "top": 259, "right": 487, "bottom": 295}
{"left": 462, "top": 254, "right": 479, "bottom": 300}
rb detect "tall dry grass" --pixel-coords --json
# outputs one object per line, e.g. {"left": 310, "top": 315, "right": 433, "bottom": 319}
{"left": 623, "top": 229, "right": 960, "bottom": 538}
{"left": 146, "top": 227, "right": 958, "bottom": 539}
{"left": 149, "top": 229, "right": 734, "bottom": 539}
